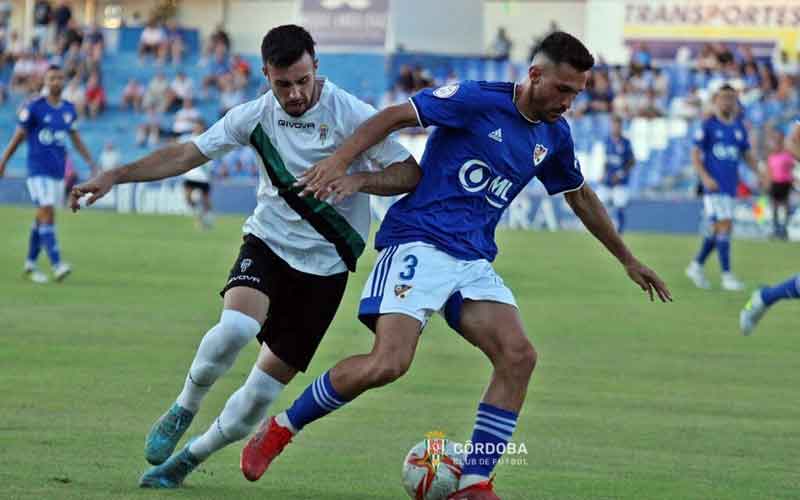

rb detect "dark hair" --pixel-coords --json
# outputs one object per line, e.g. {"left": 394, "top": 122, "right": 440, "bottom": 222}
{"left": 611, "top": 114, "right": 623, "bottom": 125}
{"left": 261, "top": 25, "right": 316, "bottom": 67}
{"left": 46, "top": 64, "right": 63, "bottom": 72}
{"left": 718, "top": 83, "right": 736, "bottom": 93}
{"left": 531, "top": 31, "right": 594, "bottom": 72}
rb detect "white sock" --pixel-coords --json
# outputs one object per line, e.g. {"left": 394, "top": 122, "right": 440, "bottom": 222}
{"left": 176, "top": 309, "right": 261, "bottom": 413}
{"left": 459, "top": 474, "right": 490, "bottom": 489}
{"left": 275, "top": 411, "right": 298, "bottom": 435}
{"left": 189, "top": 365, "right": 285, "bottom": 461}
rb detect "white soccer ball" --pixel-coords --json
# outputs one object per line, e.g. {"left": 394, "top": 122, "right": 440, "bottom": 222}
{"left": 401, "top": 439, "right": 464, "bottom": 500}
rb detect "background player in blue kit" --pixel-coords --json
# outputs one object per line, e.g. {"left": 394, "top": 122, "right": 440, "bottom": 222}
{"left": 739, "top": 120, "right": 799, "bottom": 335}
{"left": 685, "top": 84, "right": 761, "bottom": 292}
{"left": 0, "top": 65, "right": 97, "bottom": 283}
{"left": 597, "top": 115, "right": 635, "bottom": 234}
{"left": 241, "top": 32, "right": 671, "bottom": 500}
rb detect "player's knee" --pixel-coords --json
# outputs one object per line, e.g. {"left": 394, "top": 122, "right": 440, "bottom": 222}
{"left": 219, "top": 309, "right": 261, "bottom": 350}
{"left": 366, "top": 352, "right": 412, "bottom": 387}
{"left": 498, "top": 338, "right": 537, "bottom": 379}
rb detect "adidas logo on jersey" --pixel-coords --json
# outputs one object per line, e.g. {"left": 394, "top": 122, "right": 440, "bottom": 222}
{"left": 488, "top": 128, "right": 503, "bottom": 142}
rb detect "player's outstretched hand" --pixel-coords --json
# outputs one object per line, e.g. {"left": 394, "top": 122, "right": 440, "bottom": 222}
{"left": 325, "top": 173, "right": 367, "bottom": 204}
{"left": 295, "top": 156, "right": 348, "bottom": 199}
{"left": 69, "top": 170, "right": 117, "bottom": 212}
{"left": 625, "top": 259, "right": 672, "bottom": 303}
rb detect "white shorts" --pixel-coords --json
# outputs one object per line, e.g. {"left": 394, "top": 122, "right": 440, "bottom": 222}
{"left": 597, "top": 184, "right": 629, "bottom": 208}
{"left": 358, "top": 242, "right": 518, "bottom": 333}
{"left": 703, "top": 193, "right": 734, "bottom": 222}
{"left": 27, "top": 176, "right": 65, "bottom": 207}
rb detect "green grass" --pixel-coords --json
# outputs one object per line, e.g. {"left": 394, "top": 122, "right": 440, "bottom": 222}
{"left": 1, "top": 205, "right": 798, "bottom": 500}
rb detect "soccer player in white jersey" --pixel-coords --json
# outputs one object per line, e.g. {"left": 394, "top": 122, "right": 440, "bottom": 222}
{"left": 242, "top": 32, "right": 671, "bottom": 499}
{"left": 739, "top": 120, "right": 800, "bottom": 335}
{"left": 69, "top": 25, "right": 420, "bottom": 488}
{"left": 180, "top": 120, "right": 215, "bottom": 229}
{"left": 0, "top": 65, "right": 97, "bottom": 283}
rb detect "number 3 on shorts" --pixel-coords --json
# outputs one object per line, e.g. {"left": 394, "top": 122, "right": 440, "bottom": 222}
{"left": 399, "top": 254, "right": 418, "bottom": 280}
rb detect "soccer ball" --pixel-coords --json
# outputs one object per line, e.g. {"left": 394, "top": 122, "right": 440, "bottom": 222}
{"left": 401, "top": 438, "right": 464, "bottom": 500}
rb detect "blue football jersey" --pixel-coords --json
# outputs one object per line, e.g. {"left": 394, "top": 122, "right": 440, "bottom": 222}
{"left": 603, "top": 136, "right": 634, "bottom": 186}
{"left": 18, "top": 96, "right": 77, "bottom": 179}
{"left": 693, "top": 115, "right": 749, "bottom": 196}
{"left": 375, "top": 81, "right": 584, "bottom": 262}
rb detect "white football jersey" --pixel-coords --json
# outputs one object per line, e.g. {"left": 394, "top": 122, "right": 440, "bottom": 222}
{"left": 180, "top": 133, "right": 213, "bottom": 183}
{"left": 193, "top": 79, "right": 410, "bottom": 276}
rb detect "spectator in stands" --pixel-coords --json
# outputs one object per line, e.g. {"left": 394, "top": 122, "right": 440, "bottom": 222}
{"left": 99, "top": 140, "right": 120, "bottom": 171}
{"left": 30, "top": 52, "right": 50, "bottom": 90}
{"left": 670, "top": 85, "right": 702, "bottom": 119}
{"left": 205, "top": 23, "right": 231, "bottom": 58}
{"left": 218, "top": 73, "right": 244, "bottom": 116}
{"left": 203, "top": 44, "right": 230, "bottom": 96}
{"left": 765, "top": 128, "right": 796, "bottom": 240}
{"left": 121, "top": 77, "right": 144, "bottom": 111}
{"left": 7, "top": 30, "right": 24, "bottom": 62}
{"left": 138, "top": 20, "right": 166, "bottom": 64}
{"left": 230, "top": 54, "right": 252, "bottom": 89}
{"left": 585, "top": 71, "right": 614, "bottom": 114}
{"left": 0, "top": 0, "right": 11, "bottom": 30}
{"left": 629, "top": 42, "right": 652, "bottom": 71}
{"left": 612, "top": 80, "right": 638, "bottom": 120}
{"left": 773, "top": 49, "right": 799, "bottom": 78}
{"left": 489, "top": 27, "right": 512, "bottom": 61}
{"left": 396, "top": 65, "right": 414, "bottom": 93}
{"left": 85, "top": 71, "right": 106, "bottom": 118}
{"left": 61, "top": 41, "right": 84, "bottom": 80}
{"left": 53, "top": 0, "right": 71, "bottom": 38}
{"left": 411, "top": 65, "right": 433, "bottom": 92}
{"left": 11, "top": 52, "right": 34, "bottom": 92}
{"left": 652, "top": 67, "right": 670, "bottom": 98}
{"left": 164, "top": 70, "right": 194, "bottom": 112}
{"left": 58, "top": 18, "right": 83, "bottom": 56}
{"left": 136, "top": 105, "right": 163, "bottom": 147}
{"left": 164, "top": 18, "right": 185, "bottom": 65}
{"left": 85, "top": 21, "right": 105, "bottom": 59}
{"left": 140, "top": 99, "right": 203, "bottom": 146}
{"left": 172, "top": 99, "right": 201, "bottom": 136}
{"left": 62, "top": 77, "right": 85, "bottom": 116}
{"left": 638, "top": 88, "right": 667, "bottom": 118}
{"left": 32, "top": 0, "right": 52, "bottom": 53}
{"left": 142, "top": 72, "right": 169, "bottom": 112}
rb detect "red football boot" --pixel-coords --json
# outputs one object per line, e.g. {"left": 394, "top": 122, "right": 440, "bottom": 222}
{"left": 240, "top": 416, "right": 294, "bottom": 481}
{"left": 448, "top": 477, "right": 500, "bottom": 500}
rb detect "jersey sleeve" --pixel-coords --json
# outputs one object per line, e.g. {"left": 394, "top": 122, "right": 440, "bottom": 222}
{"left": 192, "top": 97, "right": 264, "bottom": 160}
{"left": 340, "top": 92, "right": 411, "bottom": 168}
{"left": 693, "top": 121, "right": 709, "bottom": 150}
{"left": 536, "top": 131, "right": 585, "bottom": 196}
{"left": 408, "top": 81, "right": 481, "bottom": 130}
{"left": 17, "top": 101, "right": 35, "bottom": 131}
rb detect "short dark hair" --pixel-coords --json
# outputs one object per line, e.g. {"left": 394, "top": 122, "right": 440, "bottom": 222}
{"left": 47, "top": 64, "right": 63, "bottom": 72}
{"left": 717, "top": 83, "right": 736, "bottom": 93}
{"left": 261, "top": 25, "right": 316, "bottom": 68}
{"left": 531, "top": 31, "right": 594, "bottom": 72}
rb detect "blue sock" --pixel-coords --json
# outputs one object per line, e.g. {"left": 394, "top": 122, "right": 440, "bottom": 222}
{"left": 694, "top": 235, "right": 716, "bottom": 264}
{"left": 616, "top": 210, "right": 626, "bottom": 234}
{"left": 285, "top": 371, "right": 349, "bottom": 431}
{"left": 38, "top": 224, "right": 61, "bottom": 266}
{"left": 716, "top": 234, "right": 731, "bottom": 273}
{"left": 760, "top": 275, "right": 800, "bottom": 307}
{"left": 27, "top": 222, "right": 41, "bottom": 262}
{"left": 462, "top": 402, "right": 518, "bottom": 478}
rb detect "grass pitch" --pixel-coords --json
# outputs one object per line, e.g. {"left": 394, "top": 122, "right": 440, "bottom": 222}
{"left": 0, "top": 205, "right": 798, "bottom": 500}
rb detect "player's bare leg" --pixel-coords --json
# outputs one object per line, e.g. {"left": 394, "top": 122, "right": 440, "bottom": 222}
{"left": 144, "top": 287, "right": 267, "bottom": 465}
{"left": 241, "top": 314, "right": 421, "bottom": 481}
{"left": 449, "top": 301, "right": 536, "bottom": 498}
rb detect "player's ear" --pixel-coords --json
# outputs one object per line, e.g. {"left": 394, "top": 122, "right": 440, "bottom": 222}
{"left": 529, "top": 65, "right": 543, "bottom": 85}
{"left": 262, "top": 65, "right": 269, "bottom": 80}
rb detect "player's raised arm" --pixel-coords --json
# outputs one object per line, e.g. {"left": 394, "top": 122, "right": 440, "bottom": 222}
{"left": 565, "top": 184, "right": 672, "bottom": 303}
{"left": 0, "top": 127, "right": 26, "bottom": 178}
{"left": 69, "top": 141, "right": 209, "bottom": 211}
{"left": 297, "top": 102, "right": 420, "bottom": 197}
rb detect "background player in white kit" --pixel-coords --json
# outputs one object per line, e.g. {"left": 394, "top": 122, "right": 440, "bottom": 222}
{"left": 69, "top": 25, "right": 420, "bottom": 488}
{"left": 180, "top": 120, "right": 215, "bottom": 229}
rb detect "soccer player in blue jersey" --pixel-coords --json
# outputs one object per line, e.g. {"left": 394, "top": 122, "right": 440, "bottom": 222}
{"left": 241, "top": 32, "right": 671, "bottom": 499}
{"left": 597, "top": 115, "right": 635, "bottom": 234}
{"left": 739, "top": 120, "right": 800, "bottom": 335}
{"left": 685, "top": 84, "right": 761, "bottom": 291}
{"left": 0, "top": 65, "right": 97, "bottom": 283}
